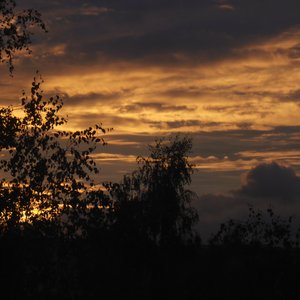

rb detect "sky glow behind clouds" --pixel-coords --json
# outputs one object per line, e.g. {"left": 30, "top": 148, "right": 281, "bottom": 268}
{"left": 2, "top": 1, "right": 300, "bottom": 229}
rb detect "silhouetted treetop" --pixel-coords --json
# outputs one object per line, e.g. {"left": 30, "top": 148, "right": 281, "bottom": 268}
{"left": 0, "top": 0, "right": 46, "bottom": 73}
{"left": 0, "top": 77, "right": 109, "bottom": 234}
{"left": 106, "top": 135, "right": 199, "bottom": 246}
{"left": 210, "top": 206, "right": 300, "bottom": 248}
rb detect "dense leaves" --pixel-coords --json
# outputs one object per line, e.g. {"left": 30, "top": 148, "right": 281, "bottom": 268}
{"left": 106, "top": 136, "right": 199, "bottom": 246}
{"left": 0, "top": 77, "right": 110, "bottom": 235}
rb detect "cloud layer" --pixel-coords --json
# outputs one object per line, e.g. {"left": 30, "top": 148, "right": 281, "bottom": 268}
{"left": 0, "top": 0, "right": 300, "bottom": 202}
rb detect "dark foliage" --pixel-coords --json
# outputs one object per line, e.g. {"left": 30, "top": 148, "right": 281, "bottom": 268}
{"left": 210, "top": 206, "right": 300, "bottom": 248}
{"left": 105, "top": 136, "right": 199, "bottom": 246}
{"left": 0, "top": 0, "right": 47, "bottom": 73}
{"left": 0, "top": 86, "right": 300, "bottom": 298}
{"left": 0, "top": 3, "right": 299, "bottom": 298}
{"left": 0, "top": 77, "right": 111, "bottom": 236}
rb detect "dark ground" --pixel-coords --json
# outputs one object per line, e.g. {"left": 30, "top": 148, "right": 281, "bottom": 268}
{"left": 1, "top": 233, "right": 300, "bottom": 300}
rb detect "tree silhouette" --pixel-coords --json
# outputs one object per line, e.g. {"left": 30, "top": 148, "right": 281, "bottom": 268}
{"left": 0, "top": 77, "right": 110, "bottom": 235}
{"left": 0, "top": 0, "right": 46, "bottom": 73}
{"left": 106, "top": 136, "right": 199, "bottom": 246}
{"left": 210, "top": 206, "right": 300, "bottom": 248}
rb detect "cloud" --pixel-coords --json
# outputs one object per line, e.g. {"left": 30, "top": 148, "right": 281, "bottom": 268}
{"left": 217, "top": 4, "right": 235, "bottom": 11}
{"left": 118, "top": 101, "right": 195, "bottom": 113}
{"left": 194, "top": 193, "right": 247, "bottom": 239}
{"left": 147, "top": 120, "right": 219, "bottom": 129}
{"left": 282, "top": 89, "right": 300, "bottom": 102}
{"left": 23, "top": 0, "right": 300, "bottom": 69}
{"left": 90, "top": 153, "right": 136, "bottom": 163}
{"left": 272, "top": 125, "right": 300, "bottom": 135}
{"left": 193, "top": 162, "right": 300, "bottom": 239}
{"left": 70, "top": 113, "right": 141, "bottom": 129}
{"left": 160, "top": 86, "right": 205, "bottom": 98}
{"left": 204, "top": 103, "right": 272, "bottom": 118}
{"left": 53, "top": 90, "right": 133, "bottom": 106}
{"left": 79, "top": 6, "right": 113, "bottom": 16}
{"left": 239, "top": 162, "right": 300, "bottom": 201}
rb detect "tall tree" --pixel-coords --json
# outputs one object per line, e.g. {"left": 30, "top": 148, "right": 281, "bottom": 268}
{"left": 106, "top": 136, "right": 199, "bottom": 246}
{"left": 0, "top": 77, "right": 110, "bottom": 235}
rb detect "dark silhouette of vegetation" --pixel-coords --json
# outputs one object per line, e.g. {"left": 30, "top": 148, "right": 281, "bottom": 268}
{"left": 0, "top": 2, "right": 300, "bottom": 299}
{"left": 210, "top": 206, "right": 300, "bottom": 248}
{"left": 105, "top": 136, "right": 199, "bottom": 247}
{"left": 0, "top": 77, "right": 110, "bottom": 236}
{"left": 0, "top": 86, "right": 202, "bottom": 298}
{"left": 0, "top": 0, "right": 46, "bottom": 73}
{"left": 0, "top": 86, "right": 300, "bottom": 299}
{"left": 205, "top": 207, "right": 300, "bottom": 299}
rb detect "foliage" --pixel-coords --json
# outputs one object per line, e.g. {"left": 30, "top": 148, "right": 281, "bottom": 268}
{"left": 0, "top": 0, "right": 46, "bottom": 73}
{"left": 210, "top": 205, "right": 300, "bottom": 248}
{"left": 0, "top": 77, "right": 110, "bottom": 235}
{"left": 106, "top": 135, "right": 199, "bottom": 245}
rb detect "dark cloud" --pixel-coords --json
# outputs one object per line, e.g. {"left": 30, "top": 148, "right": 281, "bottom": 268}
{"left": 194, "top": 190, "right": 300, "bottom": 241}
{"left": 71, "top": 113, "right": 141, "bottom": 129}
{"left": 79, "top": 5, "right": 113, "bottom": 16}
{"left": 272, "top": 125, "right": 300, "bottom": 134}
{"left": 118, "top": 101, "right": 195, "bottom": 113}
{"left": 24, "top": 0, "right": 300, "bottom": 68}
{"left": 194, "top": 193, "right": 248, "bottom": 240}
{"left": 235, "top": 122, "right": 253, "bottom": 130}
{"left": 204, "top": 104, "right": 246, "bottom": 113}
{"left": 88, "top": 125, "right": 300, "bottom": 162}
{"left": 159, "top": 86, "right": 205, "bottom": 98}
{"left": 52, "top": 89, "right": 133, "bottom": 106}
{"left": 147, "top": 120, "right": 219, "bottom": 129}
{"left": 239, "top": 162, "right": 300, "bottom": 201}
{"left": 287, "top": 43, "right": 300, "bottom": 59}
{"left": 233, "top": 90, "right": 275, "bottom": 99}
{"left": 196, "top": 193, "right": 245, "bottom": 220}
{"left": 282, "top": 89, "right": 300, "bottom": 102}
{"left": 194, "top": 162, "right": 300, "bottom": 239}
{"left": 204, "top": 103, "right": 272, "bottom": 118}
{"left": 235, "top": 89, "right": 300, "bottom": 104}
{"left": 81, "top": 124, "right": 300, "bottom": 167}
{"left": 193, "top": 126, "right": 300, "bottom": 153}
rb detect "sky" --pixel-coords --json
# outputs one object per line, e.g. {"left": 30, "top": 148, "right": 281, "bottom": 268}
{"left": 2, "top": 0, "right": 300, "bottom": 238}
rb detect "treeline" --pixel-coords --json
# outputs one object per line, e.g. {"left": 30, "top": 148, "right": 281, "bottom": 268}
{"left": 0, "top": 80, "right": 300, "bottom": 299}
{"left": 0, "top": 2, "right": 299, "bottom": 298}
{"left": 0, "top": 78, "right": 197, "bottom": 244}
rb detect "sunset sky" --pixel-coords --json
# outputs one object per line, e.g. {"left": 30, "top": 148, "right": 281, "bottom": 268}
{"left": 2, "top": 0, "right": 300, "bottom": 237}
